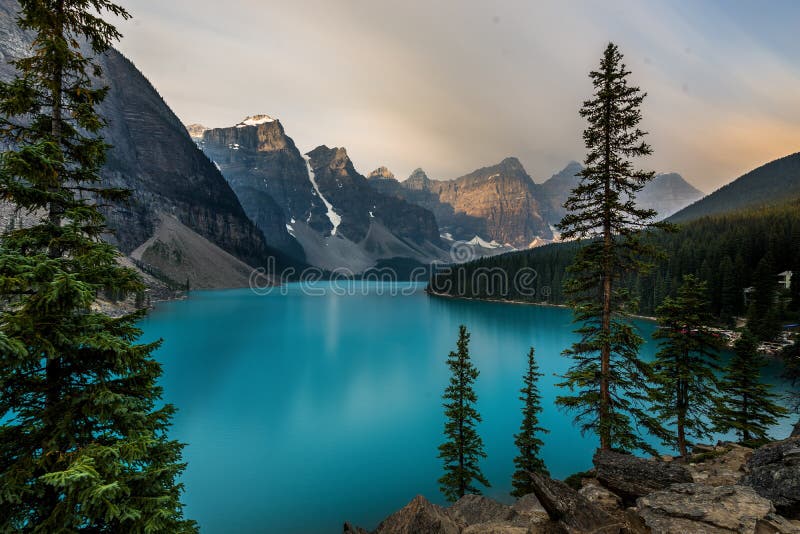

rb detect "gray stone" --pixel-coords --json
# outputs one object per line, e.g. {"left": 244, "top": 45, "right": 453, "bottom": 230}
{"left": 528, "top": 472, "right": 621, "bottom": 533}
{"left": 449, "top": 494, "right": 515, "bottom": 526}
{"left": 743, "top": 437, "right": 800, "bottom": 519}
{"left": 633, "top": 483, "right": 776, "bottom": 533}
{"left": 593, "top": 449, "right": 693, "bottom": 503}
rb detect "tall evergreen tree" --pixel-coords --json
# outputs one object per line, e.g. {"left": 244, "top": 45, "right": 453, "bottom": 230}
{"left": 555, "top": 42, "right": 671, "bottom": 453}
{"left": 511, "top": 347, "right": 548, "bottom": 498}
{"left": 747, "top": 256, "right": 782, "bottom": 341}
{"left": 438, "top": 325, "right": 489, "bottom": 502}
{"left": 0, "top": 1, "right": 195, "bottom": 531}
{"left": 718, "top": 256, "right": 739, "bottom": 326}
{"left": 715, "top": 330, "right": 788, "bottom": 445}
{"left": 651, "top": 275, "right": 723, "bottom": 456}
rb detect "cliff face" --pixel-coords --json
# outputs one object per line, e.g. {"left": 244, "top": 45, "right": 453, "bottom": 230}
{"left": 306, "top": 146, "right": 441, "bottom": 245}
{"left": 199, "top": 117, "right": 443, "bottom": 271}
{"left": 0, "top": 0, "right": 273, "bottom": 274}
{"left": 425, "top": 157, "right": 552, "bottom": 247}
{"left": 199, "top": 117, "right": 310, "bottom": 261}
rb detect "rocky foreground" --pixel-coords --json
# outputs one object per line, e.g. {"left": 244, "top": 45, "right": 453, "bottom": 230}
{"left": 345, "top": 433, "right": 800, "bottom": 533}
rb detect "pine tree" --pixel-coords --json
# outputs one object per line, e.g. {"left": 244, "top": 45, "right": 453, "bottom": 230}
{"left": 0, "top": 1, "right": 196, "bottom": 531}
{"left": 651, "top": 275, "right": 723, "bottom": 456}
{"left": 511, "top": 347, "right": 549, "bottom": 498}
{"left": 715, "top": 330, "right": 788, "bottom": 445}
{"left": 438, "top": 325, "right": 490, "bottom": 502}
{"left": 747, "top": 256, "right": 782, "bottom": 341}
{"left": 719, "top": 256, "right": 739, "bottom": 327}
{"left": 555, "top": 42, "right": 672, "bottom": 453}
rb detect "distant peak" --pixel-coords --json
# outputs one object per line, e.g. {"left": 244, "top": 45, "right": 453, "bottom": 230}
{"left": 185, "top": 123, "right": 208, "bottom": 138}
{"left": 236, "top": 114, "right": 276, "bottom": 128}
{"left": 368, "top": 166, "right": 395, "bottom": 180}
{"left": 500, "top": 156, "right": 522, "bottom": 166}
{"left": 563, "top": 160, "right": 583, "bottom": 172}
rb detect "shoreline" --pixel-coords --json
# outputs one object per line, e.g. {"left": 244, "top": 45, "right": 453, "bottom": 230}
{"left": 425, "top": 287, "right": 659, "bottom": 322}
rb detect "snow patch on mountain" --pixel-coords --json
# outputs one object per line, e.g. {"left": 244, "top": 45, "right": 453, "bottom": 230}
{"left": 304, "top": 154, "right": 341, "bottom": 236}
{"left": 236, "top": 115, "right": 276, "bottom": 127}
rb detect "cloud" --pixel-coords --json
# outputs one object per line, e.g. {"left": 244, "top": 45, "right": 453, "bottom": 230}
{"left": 115, "top": 0, "right": 800, "bottom": 190}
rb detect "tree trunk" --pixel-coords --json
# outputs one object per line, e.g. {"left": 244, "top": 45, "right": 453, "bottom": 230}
{"left": 599, "top": 72, "right": 613, "bottom": 451}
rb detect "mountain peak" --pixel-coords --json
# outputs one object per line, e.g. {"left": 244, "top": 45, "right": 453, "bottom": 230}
{"left": 185, "top": 123, "right": 208, "bottom": 139}
{"left": 404, "top": 168, "right": 431, "bottom": 191}
{"left": 236, "top": 114, "right": 277, "bottom": 128}
{"left": 368, "top": 166, "right": 395, "bottom": 181}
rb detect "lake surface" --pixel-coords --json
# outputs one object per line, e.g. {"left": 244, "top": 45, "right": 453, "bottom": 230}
{"left": 138, "top": 281, "right": 793, "bottom": 533}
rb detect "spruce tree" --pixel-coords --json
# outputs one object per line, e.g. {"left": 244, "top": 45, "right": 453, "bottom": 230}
{"left": 747, "top": 256, "right": 782, "bottom": 341}
{"left": 651, "top": 275, "right": 723, "bottom": 456}
{"left": 715, "top": 330, "right": 788, "bottom": 445}
{"left": 0, "top": 1, "right": 196, "bottom": 531}
{"left": 510, "top": 347, "right": 548, "bottom": 498}
{"left": 438, "top": 325, "right": 489, "bottom": 502}
{"left": 556, "top": 42, "right": 671, "bottom": 453}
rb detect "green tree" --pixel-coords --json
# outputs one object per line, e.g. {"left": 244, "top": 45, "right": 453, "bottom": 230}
{"left": 789, "top": 270, "right": 800, "bottom": 313}
{"left": 438, "top": 325, "right": 489, "bottom": 502}
{"left": 0, "top": 1, "right": 196, "bottom": 531}
{"left": 555, "top": 42, "right": 671, "bottom": 453}
{"left": 719, "top": 256, "right": 739, "bottom": 326}
{"left": 651, "top": 275, "right": 723, "bottom": 456}
{"left": 511, "top": 347, "right": 549, "bottom": 497}
{"left": 747, "top": 256, "right": 782, "bottom": 341}
{"left": 715, "top": 330, "right": 788, "bottom": 445}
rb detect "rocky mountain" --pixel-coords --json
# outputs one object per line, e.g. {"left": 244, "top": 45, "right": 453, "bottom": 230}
{"left": 539, "top": 162, "right": 704, "bottom": 223}
{"left": 426, "top": 157, "right": 553, "bottom": 248}
{"left": 670, "top": 151, "right": 800, "bottom": 223}
{"left": 367, "top": 168, "right": 488, "bottom": 242}
{"left": 0, "top": 0, "right": 278, "bottom": 289}
{"left": 639, "top": 172, "right": 704, "bottom": 219}
{"left": 197, "top": 117, "right": 446, "bottom": 272}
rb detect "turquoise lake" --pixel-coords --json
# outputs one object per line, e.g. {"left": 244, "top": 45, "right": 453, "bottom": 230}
{"left": 138, "top": 281, "right": 794, "bottom": 533}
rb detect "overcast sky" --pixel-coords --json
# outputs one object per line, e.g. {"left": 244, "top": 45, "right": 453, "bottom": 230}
{"left": 115, "top": 0, "right": 800, "bottom": 192}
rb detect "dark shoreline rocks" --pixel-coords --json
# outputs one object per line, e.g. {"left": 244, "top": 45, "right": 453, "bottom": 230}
{"left": 347, "top": 437, "right": 800, "bottom": 533}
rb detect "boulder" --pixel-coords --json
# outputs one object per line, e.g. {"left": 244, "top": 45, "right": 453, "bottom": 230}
{"left": 593, "top": 449, "right": 693, "bottom": 503}
{"left": 528, "top": 472, "right": 621, "bottom": 533}
{"left": 633, "top": 483, "right": 777, "bottom": 533}
{"left": 371, "top": 495, "right": 462, "bottom": 534}
{"left": 510, "top": 493, "right": 550, "bottom": 526}
{"left": 792, "top": 421, "right": 800, "bottom": 439}
{"left": 578, "top": 482, "right": 623, "bottom": 515}
{"left": 755, "top": 513, "right": 800, "bottom": 533}
{"left": 462, "top": 522, "right": 529, "bottom": 534}
{"left": 449, "top": 494, "right": 515, "bottom": 525}
{"left": 689, "top": 443, "right": 753, "bottom": 486}
{"left": 742, "top": 437, "right": 800, "bottom": 519}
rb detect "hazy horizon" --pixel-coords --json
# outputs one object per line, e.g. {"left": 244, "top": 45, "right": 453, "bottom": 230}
{"left": 115, "top": 0, "right": 800, "bottom": 191}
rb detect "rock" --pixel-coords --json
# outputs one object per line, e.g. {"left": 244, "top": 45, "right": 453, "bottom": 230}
{"left": 342, "top": 522, "right": 368, "bottom": 534}
{"left": 593, "top": 449, "right": 693, "bottom": 503}
{"left": 449, "top": 494, "right": 515, "bottom": 525}
{"left": 743, "top": 437, "right": 800, "bottom": 519}
{"left": 370, "top": 495, "right": 462, "bottom": 534}
{"left": 510, "top": 493, "right": 550, "bottom": 525}
{"left": 688, "top": 443, "right": 753, "bottom": 486}
{"left": 792, "top": 421, "right": 800, "bottom": 439}
{"left": 462, "top": 522, "right": 529, "bottom": 534}
{"left": 528, "top": 472, "right": 621, "bottom": 533}
{"left": 578, "top": 483, "right": 623, "bottom": 515}
{"left": 755, "top": 513, "right": 800, "bottom": 533}
{"left": 633, "top": 483, "right": 782, "bottom": 533}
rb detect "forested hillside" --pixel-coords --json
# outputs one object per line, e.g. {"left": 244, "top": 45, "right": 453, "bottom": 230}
{"left": 670, "top": 152, "right": 800, "bottom": 223}
{"left": 430, "top": 198, "right": 800, "bottom": 320}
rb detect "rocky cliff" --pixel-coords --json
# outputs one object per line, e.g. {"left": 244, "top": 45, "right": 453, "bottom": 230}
{"left": 424, "top": 157, "right": 552, "bottom": 248}
{"left": 0, "top": 0, "right": 277, "bottom": 288}
{"left": 199, "top": 118, "right": 445, "bottom": 272}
